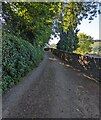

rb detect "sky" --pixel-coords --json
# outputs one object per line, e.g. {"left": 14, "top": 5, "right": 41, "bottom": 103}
{"left": 78, "top": 15, "right": 99, "bottom": 40}
{"left": 48, "top": 34, "right": 60, "bottom": 45}
{"left": 49, "top": 12, "right": 100, "bottom": 45}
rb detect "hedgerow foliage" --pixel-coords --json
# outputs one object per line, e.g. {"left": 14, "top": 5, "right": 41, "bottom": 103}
{"left": 2, "top": 33, "right": 44, "bottom": 92}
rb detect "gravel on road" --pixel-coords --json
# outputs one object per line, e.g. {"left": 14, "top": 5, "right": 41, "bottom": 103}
{"left": 2, "top": 52, "right": 99, "bottom": 118}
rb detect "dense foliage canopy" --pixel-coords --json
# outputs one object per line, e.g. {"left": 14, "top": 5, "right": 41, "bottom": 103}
{"left": 2, "top": 33, "right": 44, "bottom": 92}
{"left": 2, "top": 2, "right": 99, "bottom": 48}
{"left": 2, "top": 2, "right": 56, "bottom": 46}
{"left": 2, "top": 2, "right": 100, "bottom": 92}
{"left": 56, "top": 2, "right": 99, "bottom": 52}
{"left": 74, "top": 33, "right": 94, "bottom": 54}
{"left": 57, "top": 26, "right": 78, "bottom": 52}
{"left": 2, "top": 2, "right": 56, "bottom": 92}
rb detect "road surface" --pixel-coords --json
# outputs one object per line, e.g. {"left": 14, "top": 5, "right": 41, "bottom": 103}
{"left": 2, "top": 52, "right": 99, "bottom": 118}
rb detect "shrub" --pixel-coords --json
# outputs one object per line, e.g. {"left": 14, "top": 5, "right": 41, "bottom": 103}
{"left": 2, "top": 33, "right": 44, "bottom": 92}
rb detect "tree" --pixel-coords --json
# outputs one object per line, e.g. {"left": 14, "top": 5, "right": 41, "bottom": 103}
{"left": 74, "top": 33, "right": 94, "bottom": 54}
{"left": 2, "top": 2, "right": 55, "bottom": 46}
{"left": 54, "top": 2, "right": 99, "bottom": 52}
{"left": 93, "top": 46, "right": 101, "bottom": 55}
{"left": 2, "top": 2, "right": 99, "bottom": 49}
{"left": 57, "top": 2, "right": 99, "bottom": 32}
{"left": 57, "top": 26, "right": 78, "bottom": 52}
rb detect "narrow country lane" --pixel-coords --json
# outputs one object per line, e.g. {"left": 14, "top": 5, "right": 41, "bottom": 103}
{"left": 2, "top": 52, "right": 99, "bottom": 118}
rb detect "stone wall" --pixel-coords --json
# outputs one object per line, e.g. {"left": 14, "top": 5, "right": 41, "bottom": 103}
{"left": 52, "top": 49, "right": 100, "bottom": 82}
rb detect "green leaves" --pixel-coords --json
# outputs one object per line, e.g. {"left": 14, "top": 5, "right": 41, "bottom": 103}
{"left": 2, "top": 2, "right": 55, "bottom": 46}
{"left": 52, "top": 2, "right": 99, "bottom": 32}
{"left": 56, "top": 2, "right": 98, "bottom": 53}
{"left": 74, "top": 33, "right": 94, "bottom": 54}
{"left": 57, "top": 26, "right": 78, "bottom": 52}
{"left": 2, "top": 33, "right": 44, "bottom": 93}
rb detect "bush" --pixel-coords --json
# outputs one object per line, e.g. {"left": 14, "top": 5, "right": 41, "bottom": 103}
{"left": 2, "top": 33, "right": 44, "bottom": 92}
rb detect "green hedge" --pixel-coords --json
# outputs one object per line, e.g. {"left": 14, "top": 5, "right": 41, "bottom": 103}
{"left": 2, "top": 33, "right": 44, "bottom": 92}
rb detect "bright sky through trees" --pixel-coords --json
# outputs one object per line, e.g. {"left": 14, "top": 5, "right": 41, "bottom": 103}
{"left": 78, "top": 15, "right": 99, "bottom": 40}
{"left": 49, "top": 15, "right": 99, "bottom": 45}
{"left": 47, "top": 2, "right": 100, "bottom": 45}
{"left": 49, "top": 34, "right": 60, "bottom": 45}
